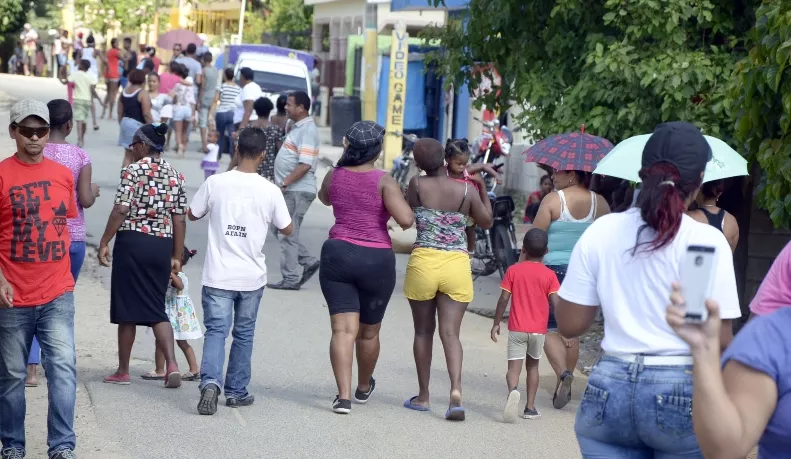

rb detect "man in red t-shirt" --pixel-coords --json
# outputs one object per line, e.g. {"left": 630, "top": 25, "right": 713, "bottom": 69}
{"left": 491, "top": 228, "right": 560, "bottom": 423}
{"left": 0, "top": 100, "right": 78, "bottom": 458}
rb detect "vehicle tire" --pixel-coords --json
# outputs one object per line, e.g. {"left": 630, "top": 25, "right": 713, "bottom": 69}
{"left": 492, "top": 225, "right": 517, "bottom": 279}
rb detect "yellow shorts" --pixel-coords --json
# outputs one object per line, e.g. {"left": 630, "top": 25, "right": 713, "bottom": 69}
{"left": 403, "top": 247, "right": 474, "bottom": 303}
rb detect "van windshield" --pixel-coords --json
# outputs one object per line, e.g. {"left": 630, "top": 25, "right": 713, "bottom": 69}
{"left": 251, "top": 70, "right": 308, "bottom": 94}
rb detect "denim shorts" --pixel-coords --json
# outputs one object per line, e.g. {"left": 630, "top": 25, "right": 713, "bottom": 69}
{"left": 575, "top": 354, "right": 702, "bottom": 457}
{"left": 546, "top": 264, "right": 566, "bottom": 331}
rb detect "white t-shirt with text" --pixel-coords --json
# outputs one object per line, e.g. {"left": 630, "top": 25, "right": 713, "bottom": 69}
{"left": 233, "top": 82, "right": 262, "bottom": 124}
{"left": 558, "top": 208, "right": 741, "bottom": 355}
{"left": 189, "top": 170, "right": 291, "bottom": 291}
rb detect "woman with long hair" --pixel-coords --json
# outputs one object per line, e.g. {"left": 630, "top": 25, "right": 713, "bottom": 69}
{"left": 402, "top": 139, "right": 492, "bottom": 421}
{"left": 686, "top": 179, "right": 739, "bottom": 252}
{"left": 118, "top": 69, "right": 153, "bottom": 168}
{"left": 170, "top": 63, "right": 196, "bottom": 157}
{"left": 556, "top": 121, "right": 742, "bottom": 456}
{"left": 531, "top": 165, "right": 610, "bottom": 409}
{"left": 99, "top": 123, "right": 187, "bottom": 388}
{"left": 317, "top": 121, "right": 414, "bottom": 414}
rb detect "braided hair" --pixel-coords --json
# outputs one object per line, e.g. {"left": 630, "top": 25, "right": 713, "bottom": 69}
{"left": 445, "top": 138, "right": 471, "bottom": 161}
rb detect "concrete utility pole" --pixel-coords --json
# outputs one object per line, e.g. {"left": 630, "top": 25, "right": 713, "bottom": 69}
{"left": 237, "top": 0, "right": 247, "bottom": 43}
{"left": 362, "top": 2, "right": 378, "bottom": 121}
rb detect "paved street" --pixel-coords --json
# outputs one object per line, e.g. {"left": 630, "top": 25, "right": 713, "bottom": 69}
{"left": 0, "top": 74, "right": 582, "bottom": 458}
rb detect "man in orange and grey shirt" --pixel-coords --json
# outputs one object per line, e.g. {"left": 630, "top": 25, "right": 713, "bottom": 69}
{"left": 269, "top": 91, "right": 320, "bottom": 290}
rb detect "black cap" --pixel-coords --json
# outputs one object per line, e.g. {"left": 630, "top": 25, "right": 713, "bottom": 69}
{"left": 345, "top": 121, "right": 385, "bottom": 149}
{"left": 641, "top": 121, "right": 711, "bottom": 183}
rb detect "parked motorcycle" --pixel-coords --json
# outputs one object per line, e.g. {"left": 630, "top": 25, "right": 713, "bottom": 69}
{"left": 471, "top": 182, "right": 519, "bottom": 279}
{"left": 471, "top": 118, "right": 513, "bottom": 192}
{"left": 390, "top": 131, "right": 419, "bottom": 192}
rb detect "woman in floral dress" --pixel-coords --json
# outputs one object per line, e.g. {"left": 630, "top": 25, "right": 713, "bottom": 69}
{"left": 98, "top": 123, "right": 187, "bottom": 388}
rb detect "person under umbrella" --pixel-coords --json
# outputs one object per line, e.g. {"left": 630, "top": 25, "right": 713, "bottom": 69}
{"left": 525, "top": 129, "right": 612, "bottom": 409}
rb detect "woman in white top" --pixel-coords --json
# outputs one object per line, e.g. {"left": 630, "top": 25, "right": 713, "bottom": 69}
{"left": 79, "top": 35, "right": 100, "bottom": 132}
{"left": 170, "top": 63, "right": 196, "bottom": 157}
{"left": 556, "top": 122, "right": 742, "bottom": 457}
{"left": 531, "top": 168, "right": 609, "bottom": 409}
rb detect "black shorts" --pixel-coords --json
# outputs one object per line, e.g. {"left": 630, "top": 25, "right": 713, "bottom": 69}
{"left": 319, "top": 239, "right": 396, "bottom": 325}
{"left": 546, "top": 264, "right": 567, "bottom": 331}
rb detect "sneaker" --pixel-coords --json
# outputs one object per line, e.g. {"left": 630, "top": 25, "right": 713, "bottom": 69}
{"left": 268, "top": 281, "right": 300, "bottom": 291}
{"left": 103, "top": 372, "right": 131, "bottom": 385}
{"left": 1, "top": 448, "right": 24, "bottom": 459}
{"left": 332, "top": 396, "right": 352, "bottom": 414}
{"left": 197, "top": 383, "right": 220, "bottom": 415}
{"left": 523, "top": 407, "right": 541, "bottom": 419}
{"left": 354, "top": 377, "right": 376, "bottom": 404}
{"left": 300, "top": 261, "right": 320, "bottom": 286}
{"left": 502, "top": 389, "right": 521, "bottom": 423}
{"left": 50, "top": 450, "right": 77, "bottom": 459}
{"left": 226, "top": 394, "right": 255, "bottom": 408}
{"left": 553, "top": 370, "right": 574, "bottom": 409}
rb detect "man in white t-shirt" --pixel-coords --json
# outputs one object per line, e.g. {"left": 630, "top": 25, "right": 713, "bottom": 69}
{"left": 188, "top": 128, "right": 293, "bottom": 416}
{"left": 232, "top": 67, "right": 262, "bottom": 132}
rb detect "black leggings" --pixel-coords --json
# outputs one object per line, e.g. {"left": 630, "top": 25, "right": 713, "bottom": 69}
{"left": 319, "top": 239, "right": 396, "bottom": 325}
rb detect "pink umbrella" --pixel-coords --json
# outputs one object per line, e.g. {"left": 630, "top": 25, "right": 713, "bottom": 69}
{"left": 157, "top": 29, "right": 201, "bottom": 50}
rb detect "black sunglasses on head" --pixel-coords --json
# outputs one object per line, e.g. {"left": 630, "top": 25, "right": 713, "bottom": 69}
{"left": 12, "top": 124, "right": 50, "bottom": 139}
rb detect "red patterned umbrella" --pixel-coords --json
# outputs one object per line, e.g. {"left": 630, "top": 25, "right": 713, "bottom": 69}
{"left": 523, "top": 126, "right": 614, "bottom": 172}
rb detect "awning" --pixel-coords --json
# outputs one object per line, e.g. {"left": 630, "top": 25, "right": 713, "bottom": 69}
{"left": 390, "top": 0, "right": 468, "bottom": 11}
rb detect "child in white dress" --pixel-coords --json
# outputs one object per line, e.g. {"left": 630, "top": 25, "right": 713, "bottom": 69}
{"left": 141, "top": 247, "right": 203, "bottom": 381}
{"left": 201, "top": 130, "right": 220, "bottom": 180}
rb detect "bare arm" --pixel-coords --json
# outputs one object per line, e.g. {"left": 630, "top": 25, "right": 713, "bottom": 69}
{"left": 467, "top": 179, "right": 493, "bottom": 229}
{"left": 279, "top": 223, "right": 294, "bottom": 236}
{"left": 99, "top": 204, "right": 128, "bottom": 248}
{"left": 595, "top": 193, "right": 611, "bottom": 218}
{"left": 240, "top": 99, "right": 254, "bottom": 128}
{"left": 170, "top": 272, "right": 184, "bottom": 290}
{"left": 532, "top": 192, "right": 558, "bottom": 231}
{"left": 381, "top": 174, "right": 415, "bottom": 229}
{"left": 76, "top": 164, "right": 97, "bottom": 208}
{"left": 282, "top": 164, "right": 311, "bottom": 189}
{"left": 117, "top": 93, "right": 124, "bottom": 123}
{"left": 691, "top": 349, "right": 776, "bottom": 458}
{"left": 556, "top": 298, "right": 600, "bottom": 339}
{"left": 490, "top": 290, "right": 511, "bottom": 342}
{"left": 140, "top": 92, "right": 153, "bottom": 124}
{"left": 318, "top": 168, "right": 333, "bottom": 206}
{"left": 171, "top": 214, "right": 185, "bottom": 264}
{"left": 725, "top": 212, "right": 740, "bottom": 253}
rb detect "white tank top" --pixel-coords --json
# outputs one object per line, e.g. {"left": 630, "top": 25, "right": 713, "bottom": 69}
{"left": 81, "top": 48, "right": 98, "bottom": 78}
{"left": 557, "top": 189, "right": 597, "bottom": 223}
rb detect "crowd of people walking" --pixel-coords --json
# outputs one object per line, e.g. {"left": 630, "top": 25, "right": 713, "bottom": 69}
{"left": 1, "top": 38, "right": 790, "bottom": 459}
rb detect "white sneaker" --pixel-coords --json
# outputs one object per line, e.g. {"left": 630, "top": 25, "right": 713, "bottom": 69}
{"left": 503, "top": 389, "right": 521, "bottom": 423}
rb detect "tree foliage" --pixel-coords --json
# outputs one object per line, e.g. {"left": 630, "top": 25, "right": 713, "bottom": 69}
{"left": 423, "top": 0, "right": 755, "bottom": 145}
{"left": 731, "top": 0, "right": 791, "bottom": 227}
{"left": 75, "top": 0, "right": 157, "bottom": 35}
{"left": 0, "top": 0, "right": 27, "bottom": 46}
{"left": 243, "top": 0, "right": 313, "bottom": 49}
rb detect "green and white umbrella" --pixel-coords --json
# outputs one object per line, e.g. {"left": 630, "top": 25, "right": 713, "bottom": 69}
{"left": 593, "top": 134, "right": 748, "bottom": 183}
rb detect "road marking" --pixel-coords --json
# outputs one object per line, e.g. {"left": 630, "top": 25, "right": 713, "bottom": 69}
{"left": 232, "top": 409, "right": 247, "bottom": 427}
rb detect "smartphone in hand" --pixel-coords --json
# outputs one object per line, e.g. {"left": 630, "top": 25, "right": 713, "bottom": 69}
{"left": 680, "top": 245, "right": 718, "bottom": 323}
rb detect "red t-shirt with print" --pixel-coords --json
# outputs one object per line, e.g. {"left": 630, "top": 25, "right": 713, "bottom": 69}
{"left": 500, "top": 261, "right": 560, "bottom": 334}
{"left": 0, "top": 156, "right": 77, "bottom": 306}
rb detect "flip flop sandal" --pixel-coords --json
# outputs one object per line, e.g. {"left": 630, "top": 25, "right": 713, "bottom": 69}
{"left": 165, "top": 371, "right": 182, "bottom": 389}
{"left": 445, "top": 406, "right": 466, "bottom": 421}
{"left": 403, "top": 396, "right": 430, "bottom": 412}
{"left": 140, "top": 371, "right": 165, "bottom": 381}
{"left": 93, "top": 125, "right": 99, "bottom": 131}
{"left": 181, "top": 372, "right": 200, "bottom": 382}
{"left": 25, "top": 381, "right": 38, "bottom": 388}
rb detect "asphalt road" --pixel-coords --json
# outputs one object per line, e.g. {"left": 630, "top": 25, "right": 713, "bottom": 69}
{"left": 0, "top": 74, "right": 582, "bottom": 459}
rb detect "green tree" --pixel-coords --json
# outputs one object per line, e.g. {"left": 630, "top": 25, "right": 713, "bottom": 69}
{"left": 731, "top": 0, "right": 791, "bottom": 227}
{"left": 0, "top": 0, "right": 26, "bottom": 45}
{"left": 241, "top": 0, "right": 312, "bottom": 49}
{"left": 423, "top": 0, "right": 756, "bottom": 144}
{"left": 74, "top": 0, "right": 157, "bottom": 35}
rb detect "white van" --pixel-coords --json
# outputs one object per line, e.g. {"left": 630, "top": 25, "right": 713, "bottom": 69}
{"left": 233, "top": 53, "right": 312, "bottom": 111}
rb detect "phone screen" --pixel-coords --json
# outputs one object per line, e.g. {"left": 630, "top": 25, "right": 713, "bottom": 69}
{"left": 679, "top": 245, "right": 717, "bottom": 322}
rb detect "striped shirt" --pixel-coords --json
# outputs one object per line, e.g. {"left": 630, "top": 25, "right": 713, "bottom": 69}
{"left": 217, "top": 83, "right": 241, "bottom": 113}
{"left": 274, "top": 117, "right": 320, "bottom": 193}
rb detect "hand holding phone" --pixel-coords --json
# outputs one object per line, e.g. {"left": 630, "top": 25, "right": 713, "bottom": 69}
{"left": 679, "top": 245, "right": 718, "bottom": 323}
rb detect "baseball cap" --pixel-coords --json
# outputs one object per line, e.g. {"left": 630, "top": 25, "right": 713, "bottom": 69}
{"left": 10, "top": 100, "right": 50, "bottom": 125}
{"left": 345, "top": 121, "right": 385, "bottom": 149}
{"left": 641, "top": 121, "right": 711, "bottom": 183}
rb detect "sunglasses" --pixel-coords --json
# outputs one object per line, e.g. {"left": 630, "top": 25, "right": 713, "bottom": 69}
{"left": 128, "top": 140, "right": 143, "bottom": 149}
{"left": 13, "top": 124, "right": 50, "bottom": 139}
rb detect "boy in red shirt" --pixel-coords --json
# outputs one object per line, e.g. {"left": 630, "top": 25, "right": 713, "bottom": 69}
{"left": 491, "top": 228, "right": 559, "bottom": 422}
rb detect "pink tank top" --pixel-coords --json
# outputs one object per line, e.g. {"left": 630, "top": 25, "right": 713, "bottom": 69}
{"left": 328, "top": 168, "right": 392, "bottom": 248}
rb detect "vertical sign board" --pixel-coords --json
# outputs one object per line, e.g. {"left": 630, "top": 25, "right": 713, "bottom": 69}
{"left": 383, "top": 21, "right": 409, "bottom": 170}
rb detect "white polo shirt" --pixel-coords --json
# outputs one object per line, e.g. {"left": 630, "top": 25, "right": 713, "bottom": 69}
{"left": 558, "top": 208, "right": 741, "bottom": 355}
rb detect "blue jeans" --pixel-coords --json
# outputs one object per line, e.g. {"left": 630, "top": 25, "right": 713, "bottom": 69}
{"left": 199, "top": 286, "right": 265, "bottom": 398}
{"left": 28, "top": 242, "right": 86, "bottom": 366}
{"left": 0, "top": 292, "right": 77, "bottom": 456}
{"left": 215, "top": 111, "right": 235, "bottom": 157}
{"left": 575, "top": 355, "right": 701, "bottom": 458}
